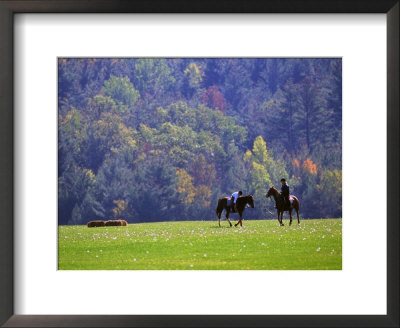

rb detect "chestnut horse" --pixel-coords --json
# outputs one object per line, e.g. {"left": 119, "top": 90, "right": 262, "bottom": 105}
{"left": 266, "top": 186, "right": 300, "bottom": 226}
{"left": 216, "top": 195, "right": 255, "bottom": 227}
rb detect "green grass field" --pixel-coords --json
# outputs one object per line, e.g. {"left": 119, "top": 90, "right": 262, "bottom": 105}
{"left": 58, "top": 219, "right": 341, "bottom": 270}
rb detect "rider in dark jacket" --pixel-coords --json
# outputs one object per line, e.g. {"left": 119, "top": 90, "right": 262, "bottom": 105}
{"left": 280, "top": 178, "right": 290, "bottom": 208}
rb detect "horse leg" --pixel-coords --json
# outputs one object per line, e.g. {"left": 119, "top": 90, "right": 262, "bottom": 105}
{"left": 216, "top": 209, "right": 221, "bottom": 227}
{"left": 280, "top": 211, "right": 284, "bottom": 226}
{"left": 296, "top": 207, "right": 300, "bottom": 225}
{"left": 289, "top": 209, "right": 293, "bottom": 226}
{"left": 276, "top": 209, "right": 281, "bottom": 225}
{"left": 235, "top": 212, "right": 243, "bottom": 227}
{"left": 226, "top": 210, "right": 232, "bottom": 227}
{"left": 235, "top": 220, "right": 242, "bottom": 227}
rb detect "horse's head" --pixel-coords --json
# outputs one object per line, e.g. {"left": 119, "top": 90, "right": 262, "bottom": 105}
{"left": 266, "top": 186, "right": 275, "bottom": 198}
{"left": 247, "top": 195, "right": 255, "bottom": 208}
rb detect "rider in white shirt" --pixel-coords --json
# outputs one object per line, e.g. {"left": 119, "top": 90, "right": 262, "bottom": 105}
{"left": 231, "top": 190, "right": 243, "bottom": 212}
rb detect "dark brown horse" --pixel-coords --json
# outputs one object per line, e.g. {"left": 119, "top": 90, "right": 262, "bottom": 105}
{"left": 266, "top": 186, "right": 300, "bottom": 226}
{"left": 216, "top": 195, "right": 255, "bottom": 227}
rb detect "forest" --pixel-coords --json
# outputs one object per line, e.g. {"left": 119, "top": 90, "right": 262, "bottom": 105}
{"left": 58, "top": 58, "right": 342, "bottom": 225}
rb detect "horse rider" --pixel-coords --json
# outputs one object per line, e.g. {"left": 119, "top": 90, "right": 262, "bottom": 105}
{"left": 280, "top": 178, "right": 290, "bottom": 209}
{"left": 231, "top": 190, "right": 243, "bottom": 212}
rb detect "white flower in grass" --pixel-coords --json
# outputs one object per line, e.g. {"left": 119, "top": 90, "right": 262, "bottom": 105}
{"left": 133, "top": 258, "right": 136, "bottom": 262}
{"left": 204, "top": 254, "right": 207, "bottom": 257}
{"left": 316, "top": 247, "right": 321, "bottom": 252}
{"left": 190, "top": 264, "right": 194, "bottom": 268}
{"left": 322, "top": 235, "right": 325, "bottom": 239}
{"left": 87, "top": 250, "right": 90, "bottom": 253}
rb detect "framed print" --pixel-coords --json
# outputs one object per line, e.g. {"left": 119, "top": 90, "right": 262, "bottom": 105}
{"left": 0, "top": 1, "right": 398, "bottom": 327}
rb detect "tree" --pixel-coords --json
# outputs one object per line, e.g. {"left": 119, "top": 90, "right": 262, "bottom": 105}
{"left": 188, "top": 154, "right": 216, "bottom": 187}
{"left": 184, "top": 62, "right": 204, "bottom": 87}
{"left": 316, "top": 169, "right": 342, "bottom": 217}
{"left": 87, "top": 95, "right": 117, "bottom": 120}
{"left": 296, "top": 77, "right": 330, "bottom": 152}
{"left": 281, "top": 79, "right": 300, "bottom": 153}
{"left": 59, "top": 167, "right": 104, "bottom": 225}
{"left": 58, "top": 108, "right": 84, "bottom": 175}
{"left": 176, "top": 168, "right": 196, "bottom": 204}
{"left": 112, "top": 200, "right": 127, "bottom": 219}
{"left": 93, "top": 113, "right": 137, "bottom": 155}
{"left": 200, "top": 85, "right": 226, "bottom": 112}
{"left": 129, "top": 154, "right": 179, "bottom": 222}
{"left": 102, "top": 75, "right": 139, "bottom": 113}
{"left": 132, "top": 58, "right": 175, "bottom": 101}
{"left": 243, "top": 137, "right": 273, "bottom": 218}
{"left": 297, "top": 158, "right": 319, "bottom": 217}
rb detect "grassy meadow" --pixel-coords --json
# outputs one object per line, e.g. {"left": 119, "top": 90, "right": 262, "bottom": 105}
{"left": 58, "top": 219, "right": 342, "bottom": 270}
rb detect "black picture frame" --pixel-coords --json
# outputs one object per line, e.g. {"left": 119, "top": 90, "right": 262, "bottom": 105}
{"left": 0, "top": 1, "right": 398, "bottom": 327}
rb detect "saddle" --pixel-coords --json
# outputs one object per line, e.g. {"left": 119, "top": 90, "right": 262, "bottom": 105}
{"left": 278, "top": 195, "right": 294, "bottom": 210}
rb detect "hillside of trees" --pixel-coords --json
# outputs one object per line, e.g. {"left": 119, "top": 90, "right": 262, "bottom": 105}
{"left": 58, "top": 58, "right": 342, "bottom": 224}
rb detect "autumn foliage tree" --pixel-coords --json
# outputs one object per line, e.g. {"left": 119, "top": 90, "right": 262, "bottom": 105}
{"left": 176, "top": 169, "right": 196, "bottom": 205}
{"left": 200, "top": 85, "right": 226, "bottom": 112}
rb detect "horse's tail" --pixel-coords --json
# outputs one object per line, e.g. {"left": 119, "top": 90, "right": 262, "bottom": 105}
{"left": 216, "top": 199, "right": 221, "bottom": 215}
{"left": 216, "top": 198, "right": 226, "bottom": 215}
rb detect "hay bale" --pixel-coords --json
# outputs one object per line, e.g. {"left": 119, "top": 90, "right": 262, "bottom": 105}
{"left": 105, "top": 219, "right": 128, "bottom": 226}
{"left": 87, "top": 220, "right": 106, "bottom": 228}
{"left": 105, "top": 220, "right": 119, "bottom": 226}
